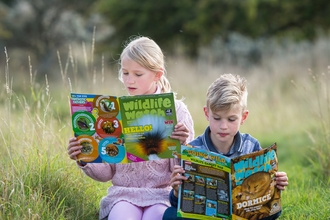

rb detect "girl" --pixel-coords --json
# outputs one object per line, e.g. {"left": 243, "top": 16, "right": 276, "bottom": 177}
{"left": 67, "top": 36, "right": 195, "bottom": 220}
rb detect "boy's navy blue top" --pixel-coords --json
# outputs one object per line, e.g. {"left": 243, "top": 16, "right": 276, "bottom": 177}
{"left": 169, "top": 126, "right": 262, "bottom": 207}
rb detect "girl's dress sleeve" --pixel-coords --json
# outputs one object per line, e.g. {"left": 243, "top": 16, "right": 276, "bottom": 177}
{"left": 78, "top": 163, "right": 116, "bottom": 182}
{"left": 175, "top": 99, "right": 195, "bottom": 143}
{"left": 167, "top": 99, "right": 195, "bottom": 172}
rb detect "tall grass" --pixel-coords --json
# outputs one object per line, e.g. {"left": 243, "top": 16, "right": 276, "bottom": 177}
{"left": 291, "top": 68, "right": 330, "bottom": 181}
{"left": 1, "top": 37, "right": 330, "bottom": 219}
{"left": 0, "top": 47, "right": 108, "bottom": 220}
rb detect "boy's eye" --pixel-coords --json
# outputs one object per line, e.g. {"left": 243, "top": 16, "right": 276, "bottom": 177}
{"left": 228, "top": 118, "right": 236, "bottom": 122}
{"left": 213, "top": 117, "right": 220, "bottom": 121}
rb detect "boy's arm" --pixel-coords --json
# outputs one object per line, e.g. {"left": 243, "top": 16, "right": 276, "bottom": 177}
{"left": 169, "top": 188, "right": 179, "bottom": 207}
{"left": 169, "top": 165, "right": 187, "bottom": 207}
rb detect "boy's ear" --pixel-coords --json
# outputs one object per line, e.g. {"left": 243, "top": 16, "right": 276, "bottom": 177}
{"left": 203, "top": 106, "right": 209, "bottom": 120}
{"left": 241, "top": 110, "right": 249, "bottom": 124}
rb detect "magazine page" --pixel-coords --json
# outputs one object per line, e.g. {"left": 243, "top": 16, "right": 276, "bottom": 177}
{"left": 119, "top": 93, "right": 180, "bottom": 162}
{"left": 231, "top": 143, "right": 282, "bottom": 220}
{"left": 70, "top": 92, "right": 180, "bottom": 163}
{"left": 70, "top": 93, "right": 126, "bottom": 163}
{"left": 177, "top": 146, "right": 232, "bottom": 220}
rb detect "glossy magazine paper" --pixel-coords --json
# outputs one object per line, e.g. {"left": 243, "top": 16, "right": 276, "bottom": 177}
{"left": 177, "top": 143, "right": 281, "bottom": 220}
{"left": 70, "top": 92, "right": 180, "bottom": 163}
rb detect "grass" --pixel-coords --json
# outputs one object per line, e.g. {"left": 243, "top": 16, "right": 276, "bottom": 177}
{"left": 1, "top": 40, "right": 330, "bottom": 219}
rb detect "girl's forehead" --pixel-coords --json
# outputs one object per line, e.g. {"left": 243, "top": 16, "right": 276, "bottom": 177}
{"left": 121, "top": 56, "right": 141, "bottom": 69}
{"left": 121, "top": 54, "right": 132, "bottom": 64}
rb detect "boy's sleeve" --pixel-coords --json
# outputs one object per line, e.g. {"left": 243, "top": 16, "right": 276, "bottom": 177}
{"left": 169, "top": 188, "right": 179, "bottom": 207}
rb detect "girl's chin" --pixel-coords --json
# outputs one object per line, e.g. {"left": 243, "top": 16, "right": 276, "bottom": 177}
{"left": 127, "top": 89, "right": 137, "bottom": 95}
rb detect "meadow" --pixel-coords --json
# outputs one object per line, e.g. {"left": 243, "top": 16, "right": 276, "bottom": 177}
{"left": 1, "top": 39, "right": 330, "bottom": 219}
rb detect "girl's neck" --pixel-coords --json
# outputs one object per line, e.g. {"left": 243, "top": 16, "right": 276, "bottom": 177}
{"left": 154, "top": 85, "right": 161, "bottom": 94}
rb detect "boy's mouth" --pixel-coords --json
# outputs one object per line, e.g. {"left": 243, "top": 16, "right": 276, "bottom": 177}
{"left": 219, "top": 133, "right": 228, "bottom": 137}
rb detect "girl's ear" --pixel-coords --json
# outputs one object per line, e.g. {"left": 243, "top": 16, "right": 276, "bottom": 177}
{"left": 155, "top": 70, "right": 164, "bottom": 81}
{"left": 241, "top": 110, "right": 249, "bottom": 125}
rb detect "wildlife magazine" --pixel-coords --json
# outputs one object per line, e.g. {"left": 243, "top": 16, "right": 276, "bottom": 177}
{"left": 70, "top": 93, "right": 180, "bottom": 163}
{"left": 177, "top": 144, "right": 281, "bottom": 220}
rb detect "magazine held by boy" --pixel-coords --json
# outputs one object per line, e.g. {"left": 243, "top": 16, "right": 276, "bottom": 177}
{"left": 70, "top": 92, "right": 180, "bottom": 164}
{"left": 177, "top": 143, "right": 281, "bottom": 220}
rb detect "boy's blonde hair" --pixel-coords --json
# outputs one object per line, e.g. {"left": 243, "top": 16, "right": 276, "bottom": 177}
{"left": 118, "top": 36, "right": 172, "bottom": 93}
{"left": 206, "top": 74, "right": 248, "bottom": 112}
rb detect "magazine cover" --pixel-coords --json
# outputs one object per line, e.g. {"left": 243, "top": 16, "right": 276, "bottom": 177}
{"left": 231, "top": 143, "right": 281, "bottom": 220}
{"left": 70, "top": 92, "right": 180, "bottom": 163}
{"left": 177, "top": 145, "right": 232, "bottom": 220}
{"left": 118, "top": 93, "right": 180, "bottom": 162}
{"left": 177, "top": 143, "right": 281, "bottom": 220}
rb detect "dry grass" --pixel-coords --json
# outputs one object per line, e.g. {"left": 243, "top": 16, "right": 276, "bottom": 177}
{"left": 1, "top": 37, "right": 330, "bottom": 219}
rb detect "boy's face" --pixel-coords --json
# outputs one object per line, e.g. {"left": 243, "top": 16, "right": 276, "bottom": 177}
{"left": 204, "top": 105, "right": 248, "bottom": 150}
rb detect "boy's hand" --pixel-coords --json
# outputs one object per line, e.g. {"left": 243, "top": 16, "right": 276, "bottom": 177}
{"left": 170, "top": 165, "right": 187, "bottom": 197}
{"left": 275, "top": 171, "right": 288, "bottom": 190}
{"left": 170, "top": 122, "right": 189, "bottom": 145}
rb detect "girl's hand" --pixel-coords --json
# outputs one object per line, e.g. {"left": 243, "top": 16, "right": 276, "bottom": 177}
{"left": 170, "top": 122, "right": 189, "bottom": 145}
{"left": 170, "top": 165, "right": 187, "bottom": 197}
{"left": 67, "top": 137, "right": 82, "bottom": 161}
{"left": 275, "top": 171, "right": 288, "bottom": 190}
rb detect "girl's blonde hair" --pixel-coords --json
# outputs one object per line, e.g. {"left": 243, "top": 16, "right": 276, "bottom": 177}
{"left": 118, "top": 36, "right": 172, "bottom": 93}
{"left": 206, "top": 73, "right": 248, "bottom": 112}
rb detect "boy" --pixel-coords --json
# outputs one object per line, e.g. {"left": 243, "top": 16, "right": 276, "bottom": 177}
{"left": 162, "top": 74, "right": 289, "bottom": 220}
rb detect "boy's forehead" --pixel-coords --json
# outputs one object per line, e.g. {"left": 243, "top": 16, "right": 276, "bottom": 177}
{"left": 211, "top": 105, "right": 243, "bottom": 116}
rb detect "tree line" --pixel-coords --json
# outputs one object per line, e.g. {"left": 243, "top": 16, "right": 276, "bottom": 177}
{"left": 0, "top": 0, "right": 329, "bottom": 74}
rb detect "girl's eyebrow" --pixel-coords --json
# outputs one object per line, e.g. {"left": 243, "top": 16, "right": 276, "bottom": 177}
{"left": 121, "top": 67, "right": 144, "bottom": 73}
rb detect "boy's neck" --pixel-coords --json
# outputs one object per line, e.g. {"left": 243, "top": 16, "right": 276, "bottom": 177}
{"left": 211, "top": 135, "right": 234, "bottom": 155}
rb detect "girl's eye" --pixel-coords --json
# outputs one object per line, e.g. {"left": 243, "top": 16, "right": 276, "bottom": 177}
{"left": 122, "top": 72, "right": 128, "bottom": 75}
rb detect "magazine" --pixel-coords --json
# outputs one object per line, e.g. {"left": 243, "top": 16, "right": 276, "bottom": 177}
{"left": 177, "top": 143, "right": 281, "bottom": 220}
{"left": 70, "top": 92, "right": 180, "bottom": 163}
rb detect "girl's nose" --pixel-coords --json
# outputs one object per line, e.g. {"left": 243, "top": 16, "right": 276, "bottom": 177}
{"left": 125, "top": 75, "right": 134, "bottom": 84}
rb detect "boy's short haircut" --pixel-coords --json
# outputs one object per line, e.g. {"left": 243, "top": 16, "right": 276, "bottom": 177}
{"left": 206, "top": 74, "right": 248, "bottom": 112}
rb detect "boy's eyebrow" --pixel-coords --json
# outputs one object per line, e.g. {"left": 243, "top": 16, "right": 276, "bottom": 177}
{"left": 212, "top": 111, "right": 240, "bottom": 118}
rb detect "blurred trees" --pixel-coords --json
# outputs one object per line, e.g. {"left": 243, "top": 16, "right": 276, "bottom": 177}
{"left": 96, "top": 0, "right": 330, "bottom": 57}
{"left": 1, "top": 0, "right": 330, "bottom": 75}
{"left": 0, "top": 0, "right": 109, "bottom": 75}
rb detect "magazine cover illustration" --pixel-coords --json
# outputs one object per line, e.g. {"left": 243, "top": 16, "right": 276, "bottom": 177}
{"left": 118, "top": 93, "right": 180, "bottom": 162}
{"left": 231, "top": 143, "right": 281, "bottom": 220}
{"left": 70, "top": 92, "right": 180, "bottom": 163}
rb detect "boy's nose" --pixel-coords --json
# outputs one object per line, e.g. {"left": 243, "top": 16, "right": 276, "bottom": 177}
{"left": 219, "top": 122, "right": 227, "bottom": 129}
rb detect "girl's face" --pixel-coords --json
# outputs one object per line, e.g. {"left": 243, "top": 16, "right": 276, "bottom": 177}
{"left": 204, "top": 105, "right": 248, "bottom": 152}
{"left": 121, "top": 55, "right": 162, "bottom": 96}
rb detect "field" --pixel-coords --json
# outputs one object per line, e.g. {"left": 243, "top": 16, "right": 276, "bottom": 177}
{"left": 1, "top": 39, "right": 330, "bottom": 219}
